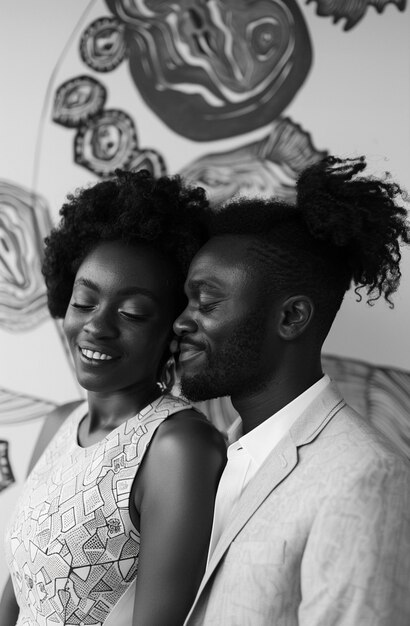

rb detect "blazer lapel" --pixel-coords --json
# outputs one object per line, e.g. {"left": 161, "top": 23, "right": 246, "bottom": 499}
{"left": 207, "top": 432, "right": 296, "bottom": 571}
{"left": 189, "top": 382, "right": 346, "bottom": 615}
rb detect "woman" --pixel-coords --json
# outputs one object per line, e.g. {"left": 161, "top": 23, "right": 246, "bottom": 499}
{"left": 2, "top": 170, "right": 226, "bottom": 626}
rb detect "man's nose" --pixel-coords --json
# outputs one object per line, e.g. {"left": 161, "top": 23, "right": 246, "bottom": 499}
{"left": 173, "top": 306, "right": 197, "bottom": 337}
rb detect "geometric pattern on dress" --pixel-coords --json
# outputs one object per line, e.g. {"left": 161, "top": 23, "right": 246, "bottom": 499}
{"left": 4, "top": 393, "right": 192, "bottom": 626}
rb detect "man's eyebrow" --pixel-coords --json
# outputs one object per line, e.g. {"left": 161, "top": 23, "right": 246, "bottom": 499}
{"left": 73, "top": 278, "right": 158, "bottom": 302}
{"left": 186, "top": 278, "right": 223, "bottom": 292}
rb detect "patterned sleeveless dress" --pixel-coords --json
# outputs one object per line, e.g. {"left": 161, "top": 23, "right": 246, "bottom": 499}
{"left": 4, "top": 393, "right": 192, "bottom": 626}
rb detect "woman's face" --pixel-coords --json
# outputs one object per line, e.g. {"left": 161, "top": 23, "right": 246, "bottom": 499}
{"left": 63, "top": 240, "right": 178, "bottom": 395}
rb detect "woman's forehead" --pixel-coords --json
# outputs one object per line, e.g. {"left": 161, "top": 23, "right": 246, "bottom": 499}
{"left": 76, "top": 241, "right": 177, "bottom": 296}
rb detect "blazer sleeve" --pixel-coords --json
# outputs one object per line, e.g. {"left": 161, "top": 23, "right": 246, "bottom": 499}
{"left": 298, "top": 453, "right": 410, "bottom": 626}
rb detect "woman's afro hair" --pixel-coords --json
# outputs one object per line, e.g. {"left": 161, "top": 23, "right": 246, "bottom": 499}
{"left": 42, "top": 169, "right": 208, "bottom": 318}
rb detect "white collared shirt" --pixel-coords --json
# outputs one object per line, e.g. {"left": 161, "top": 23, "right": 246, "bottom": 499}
{"left": 207, "top": 375, "right": 331, "bottom": 560}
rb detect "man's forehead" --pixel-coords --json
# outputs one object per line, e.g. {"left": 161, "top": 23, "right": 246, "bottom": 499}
{"left": 196, "top": 235, "right": 251, "bottom": 262}
{"left": 187, "top": 235, "right": 252, "bottom": 288}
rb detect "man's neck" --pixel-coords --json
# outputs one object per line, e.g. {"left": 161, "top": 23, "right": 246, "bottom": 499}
{"left": 232, "top": 366, "right": 323, "bottom": 435}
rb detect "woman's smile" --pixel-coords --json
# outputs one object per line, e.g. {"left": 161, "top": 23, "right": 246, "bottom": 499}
{"left": 79, "top": 346, "right": 118, "bottom": 363}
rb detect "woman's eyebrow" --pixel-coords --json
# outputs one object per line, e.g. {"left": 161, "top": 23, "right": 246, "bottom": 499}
{"left": 73, "top": 277, "right": 99, "bottom": 291}
{"left": 117, "top": 286, "right": 158, "bottom": 302}
{"left": 73, "top": 278, "right": 158, "bottom": 302}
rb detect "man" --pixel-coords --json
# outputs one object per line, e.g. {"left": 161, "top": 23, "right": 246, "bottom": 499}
{"left": 174, "top": 156, "right": 410, "bottom": 625}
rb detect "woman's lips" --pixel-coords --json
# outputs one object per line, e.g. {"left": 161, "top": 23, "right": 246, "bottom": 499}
{"left": 78, "top": 345, "right": 119, "bottom": 366}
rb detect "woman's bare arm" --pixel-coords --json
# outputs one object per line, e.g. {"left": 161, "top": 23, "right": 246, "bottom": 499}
{"left": 132, "top": 410, "right": 226, "bottom": 626}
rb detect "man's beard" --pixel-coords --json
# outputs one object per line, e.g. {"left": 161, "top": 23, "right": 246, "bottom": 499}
{"left": 180, "top": 310, "right": 270, "bottom": 402}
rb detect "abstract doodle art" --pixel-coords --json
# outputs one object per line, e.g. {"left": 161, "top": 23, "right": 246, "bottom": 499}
{"left": 0, "top": 440, "right": 15, "bottom": 492}
{"left": 322, "top": 355, "right": 410, "bottom": 459}
{"left": 105, "top": 0, "right": 313, "bottom": 141}
{"left": 53, "top": 76, "right": 107, "bottom": 128}
{"left": 0, "top": 181, "right": 52, "bottom": 332}
{"left": 0, "top": 387, "right": 57, "bottom": 427}
{"left": 128, "top": 149, "right": 167, "bottom": 178}
{"left": 306, "top": 0, "right": 406, "bottom": 30}
{"left": 181, "top": 117, "right": 327, "bottom": 206}
{"left": 0, "top": 386, "right": 57, "bottom": 492}
{"left": 53, "top": 75, "right": 168, "bottom": 178}
{"left": 80, "top": 16, "right": 127, "bottom": 72}
{"left": 74, "top": 109, "right": 139, "bottom": 176}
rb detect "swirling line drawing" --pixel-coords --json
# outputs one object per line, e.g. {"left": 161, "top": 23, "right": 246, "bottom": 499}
{"left": 53, "top": 75, "right": 107, "bottom": 128}
{"left": 74, "top": 108, "right": 139, "bottom": 176}
{"left": 0, "top": 387, "right": 57, "bottom": 493}
{"left": 80, "top": 16, "right": 127, "bottom": 71}
{"left": 0, "top": 440, "right": 14, "bottom": 492}
{"left": 105, "top": 0, "right": 313, "bottom": 140}
{"left": 80, "top": 17, "right": 127, "bottom": 72}
{"left": 0, "top": 386, "right": 56, "bottom": 426}
{"left": 180, "top": 117, "right": 327, "bottom": 207}
{"left": 306, "top": 0, "right": 406, "bottom": 31}
{"left": 128, "top": 148, "right": 167, "bottom": 177}
{"left": 0, "top": 181, "right": 52, "bottom": 332}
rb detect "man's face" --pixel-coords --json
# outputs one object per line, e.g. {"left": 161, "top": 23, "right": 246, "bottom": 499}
{"left": 174, "top": 236, "right": 280, "bottom": 401}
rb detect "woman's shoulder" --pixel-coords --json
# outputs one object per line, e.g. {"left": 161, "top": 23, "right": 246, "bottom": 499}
{"left": 155, "top": 396, "right": 227, "bottom": 460}
{"left": 131, "top": 396, "right": 226, "bottom": 520}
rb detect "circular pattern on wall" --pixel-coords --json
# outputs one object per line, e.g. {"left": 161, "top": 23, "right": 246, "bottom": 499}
{"left": 74, "top": 109, "right": 138, "bottom": 176}
{"left": 52, "top": 75, "right": 107, "bottom": 128}
{"left": 128, "top": 149, "right": 167, "bottom": 177}
{"left": 80, "top": 16, "right": 127, "bottom": 72}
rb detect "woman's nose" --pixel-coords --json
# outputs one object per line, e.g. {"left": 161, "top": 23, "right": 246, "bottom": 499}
{"left": 173, "top": 306, "right": 197, "bottom": 337}
{"left": 84, "top": 308, "right": 119, "bottom": 339}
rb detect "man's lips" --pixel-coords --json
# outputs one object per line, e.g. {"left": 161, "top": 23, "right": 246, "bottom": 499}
{"left": 178, "top": 341, "right": 206, "bottom": 364}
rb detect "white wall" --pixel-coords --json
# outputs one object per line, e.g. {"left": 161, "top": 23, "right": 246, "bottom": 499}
{"left": 1, "top": 0, "right": 409, "bottom": 592}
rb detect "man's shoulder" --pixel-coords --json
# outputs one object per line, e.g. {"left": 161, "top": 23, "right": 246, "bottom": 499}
{"left": 297, "top": 399, "right": 410, "bottom": 499}
{"left": 291, "top": 380, "right": 409, "bottom": 471}
{"left": 325, "top": 399, "right": 408, "bottom": 462}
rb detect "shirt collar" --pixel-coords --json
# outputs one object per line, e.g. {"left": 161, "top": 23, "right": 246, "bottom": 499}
{"left": 235, "top": 375, "right": 331, "bottom": 467}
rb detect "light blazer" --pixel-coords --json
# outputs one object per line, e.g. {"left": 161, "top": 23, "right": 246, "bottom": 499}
{"left": 185, "top": 382, "right": 410, "bottom": 626}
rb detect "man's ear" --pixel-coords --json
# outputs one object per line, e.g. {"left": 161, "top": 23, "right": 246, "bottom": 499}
{"left": 277, "top": 295, "right": 314, "bottom": 340}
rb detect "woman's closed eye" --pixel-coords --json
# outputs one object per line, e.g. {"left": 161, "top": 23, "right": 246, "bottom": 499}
{"left": 71, "top": 301, "right": 94, "bottom": 310}
{"left": 119, "top": 309, "right": 149, "bottom": 321}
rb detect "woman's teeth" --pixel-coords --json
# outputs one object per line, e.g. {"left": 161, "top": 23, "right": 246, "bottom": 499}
{"left": 81, "top": 348, "right": 113, "bottom": 361}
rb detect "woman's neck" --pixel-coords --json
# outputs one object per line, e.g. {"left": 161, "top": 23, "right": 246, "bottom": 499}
{"left": 86, "top": 383, "right": 161, "bottom": 432}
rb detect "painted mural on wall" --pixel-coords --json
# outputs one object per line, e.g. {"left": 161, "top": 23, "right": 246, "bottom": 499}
{"left": 53, "top": 75, "right": 166, "bottom": 178}
{"left": 180, "top": 116, "right": 326, "bottom": 205}
{"left": 0, "top": 389, "right": 57, "bottom": 491}
{"left": 0, "top": 0, "right": 407, "bottom": 495}
{"left": 50, "top": 0, "right": 322, "bottom": 200}
{"left": 0, "top": 181, "right": 51, "bottom": 332}
{"left": 48, "top": 0, "right": 408, "bottom": 204}
{"left": 104, "top": 0, "right": 312, "bottom": 141}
